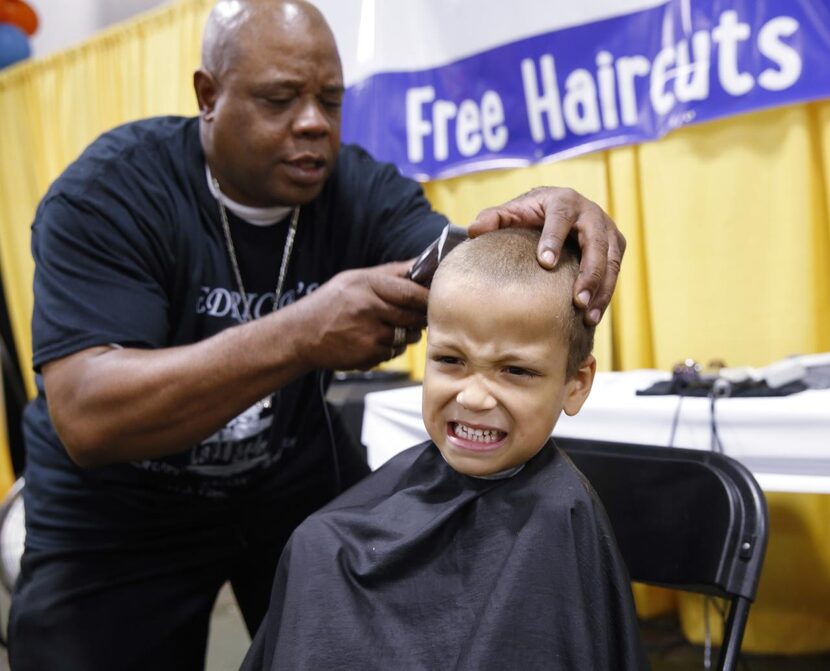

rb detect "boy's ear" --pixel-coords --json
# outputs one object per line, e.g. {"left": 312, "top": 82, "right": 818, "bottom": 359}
{"left": 563, "top": 355, "right": 596, "bottom": 416}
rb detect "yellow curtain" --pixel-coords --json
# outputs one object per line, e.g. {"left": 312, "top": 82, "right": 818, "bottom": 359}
{"left": 0, "top": 380, "right": 14, "bottom": 493}
{"left": 0, "top": 0, "right": 828, "bottom": 652}
{"left": 0, "top": 0, "right": 213, "bottom": 400}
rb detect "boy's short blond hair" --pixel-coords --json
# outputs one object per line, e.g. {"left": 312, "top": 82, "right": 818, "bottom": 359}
{"left": 431, "top": 228, "right": 594, "bottom": 378}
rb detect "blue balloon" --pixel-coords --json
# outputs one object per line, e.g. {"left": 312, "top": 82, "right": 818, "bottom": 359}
{"left": 0, "top": 22, "right": 31, "bottom": 70}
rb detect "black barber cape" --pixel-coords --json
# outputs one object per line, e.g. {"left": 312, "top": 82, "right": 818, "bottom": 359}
{"left": 242, "top": 440, "right": 648, "bottom": 671}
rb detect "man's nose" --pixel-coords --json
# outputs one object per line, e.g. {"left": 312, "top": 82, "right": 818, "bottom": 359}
{"left": 293, "top": 98, "right": 330, "bottom": 136}
{"left": 456, "top": 376, "right": 497, "bottom": 411}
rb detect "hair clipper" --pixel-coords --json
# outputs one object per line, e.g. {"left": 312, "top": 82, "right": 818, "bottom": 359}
{"left": 406, "top": 223, "right": 468, "bottom": 287}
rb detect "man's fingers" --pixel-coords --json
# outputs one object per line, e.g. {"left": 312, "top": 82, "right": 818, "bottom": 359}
{"left": 382, "top": 307, "right": 428, "bottom": 331}
{"left": 573, "top": 219, "right": 610, "bottom": 302}
{"left": 467, "top": 205, "right": 504, "bottom": 236}
{"left": 369, "top": 270, "right": 429, "bottom": 313}
{"left": 468, "top": 188, "right": 548, "bottom": 236}
{"left": 536, "top": 190, "right": 581, "bottom": 269}
{"left": 380, "top": 324, "right": 424, "bottom": 353}
{"left": 584, "top": 226, "right": 625, "bottom": 326}
{"left": 405, "top": 327, "right": 423, "bottom": 345}
{"left": 373, "top": 259, "right": 418, "bottom": 278}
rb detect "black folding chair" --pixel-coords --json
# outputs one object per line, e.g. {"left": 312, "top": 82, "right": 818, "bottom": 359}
{"left": 557, "top": 437, "right": 768, "bottom": 671}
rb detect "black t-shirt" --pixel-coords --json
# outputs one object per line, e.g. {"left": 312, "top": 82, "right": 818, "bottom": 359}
{"left": 24, "top": 116, "right": 447, "bottom": 548}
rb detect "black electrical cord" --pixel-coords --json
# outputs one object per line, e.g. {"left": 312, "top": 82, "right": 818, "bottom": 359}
{"left": 318, "top": 370, "right": 342, "bottom": 497}
{"left": 708, "top": 379, "right": 731, "bottom": 454}
{"left": 667, "top": 393, "right": 685, "bottom": 447}
{"left": 709, "top": 394, "right": 724, "bottom": 454}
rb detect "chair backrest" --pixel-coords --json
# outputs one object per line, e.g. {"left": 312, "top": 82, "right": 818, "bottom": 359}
{"left": 556, "top": 437, "right": 768, "bottom": 671}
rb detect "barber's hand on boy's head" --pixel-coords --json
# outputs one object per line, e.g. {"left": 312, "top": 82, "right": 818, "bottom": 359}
{"left": 467, "top": 186, "right": 626, "bottom": 326}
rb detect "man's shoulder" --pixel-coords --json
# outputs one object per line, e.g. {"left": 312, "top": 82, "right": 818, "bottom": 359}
{"left": 48, "top": 116, "right": 197, "bottom": 197}
{"left": 82, "top": 116, "right": 194, "bottom": 161}
{"left": 329, "top": 143, "right": 410, "bottom": 187}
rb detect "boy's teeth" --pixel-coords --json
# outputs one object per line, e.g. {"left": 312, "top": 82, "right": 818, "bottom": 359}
{"left": 454, "top": 423, "right": 503, "bottom": 442}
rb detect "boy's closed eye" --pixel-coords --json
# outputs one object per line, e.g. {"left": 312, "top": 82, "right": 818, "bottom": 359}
{"left": 432, "top": 354, "right": 463, "bottom": 366}
{"left": 503, "top": 366, "right": 539, "bottom": 378}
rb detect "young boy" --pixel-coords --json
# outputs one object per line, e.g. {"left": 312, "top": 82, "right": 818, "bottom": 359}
{"left": 242, "top": 229, "right": 648, "bottom": 670}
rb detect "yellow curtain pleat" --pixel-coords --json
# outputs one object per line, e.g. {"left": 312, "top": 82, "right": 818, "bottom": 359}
{"left": 605, "top": 146, "right": 656, "bottom": 370}
{"left": 809, "top": 102, "right": 830, "bottom": 350}
{"left": 0, "top": 0, "right": 829, "bottom": 651}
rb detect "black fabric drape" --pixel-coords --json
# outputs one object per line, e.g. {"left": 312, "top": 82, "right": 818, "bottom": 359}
{"left": 242, "top": 440, "right": 648, "bottom": 671}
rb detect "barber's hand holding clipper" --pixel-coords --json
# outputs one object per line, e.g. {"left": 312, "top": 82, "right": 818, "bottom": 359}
{"left": 294, "top": 260, "right": 428, "bottom": 370}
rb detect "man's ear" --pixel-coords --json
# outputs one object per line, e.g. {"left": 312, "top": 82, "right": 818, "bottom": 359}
{"left": 563, "top": 354, "right": 596, "bottom": 416}
{"left": 193, "top": 69, "right": 219, "bottom": 121}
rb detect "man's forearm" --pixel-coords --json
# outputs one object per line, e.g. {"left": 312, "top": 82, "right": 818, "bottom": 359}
{"left": 43, "top": 307, "right": 315, "bottom": 467}
{"left": 43, "top": 262, "right": 430, "bottom": 467}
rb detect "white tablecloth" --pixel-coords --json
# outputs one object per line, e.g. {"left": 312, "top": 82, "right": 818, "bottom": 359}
{"left": 362, "top": 354, "right": 830, "bottom": 493}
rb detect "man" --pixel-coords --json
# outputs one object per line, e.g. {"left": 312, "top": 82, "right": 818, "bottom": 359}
{"left": 9, "top": 1, "right": 625, "bottom": 669}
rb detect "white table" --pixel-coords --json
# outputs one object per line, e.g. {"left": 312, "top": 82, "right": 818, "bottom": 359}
{"left": 362, "top": 354, "right": 830, "bottom": 494}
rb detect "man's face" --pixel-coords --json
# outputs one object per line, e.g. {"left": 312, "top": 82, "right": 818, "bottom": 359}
{"left": 201, "top": 10, "right": 343, "bottom": 207}
{"left": 422, "top": 278, "right": 593, "bottom": 477}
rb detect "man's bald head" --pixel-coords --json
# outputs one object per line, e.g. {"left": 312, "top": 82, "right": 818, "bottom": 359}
{"left": 201, "top": 0, "right": 334, "bottom": 77}
{"left": 431, "top": 229, "right": 595, "bottom": 378}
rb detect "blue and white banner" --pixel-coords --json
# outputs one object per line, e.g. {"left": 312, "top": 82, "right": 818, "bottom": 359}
{"left": 316, "top": 0, "right": 830, "bottom": 181}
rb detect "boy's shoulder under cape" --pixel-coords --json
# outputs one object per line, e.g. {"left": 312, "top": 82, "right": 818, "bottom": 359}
{"left": 242, "top": 440, "right": 649, "bottom": 671}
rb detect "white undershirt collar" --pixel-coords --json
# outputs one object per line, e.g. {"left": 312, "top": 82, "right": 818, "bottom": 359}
{"left": 205, "top": 165, "right": 292, "bottom": 227}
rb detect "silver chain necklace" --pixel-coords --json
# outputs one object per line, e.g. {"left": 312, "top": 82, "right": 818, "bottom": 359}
{"left": 212, "top": 176, "right": 299, "bottom": 409}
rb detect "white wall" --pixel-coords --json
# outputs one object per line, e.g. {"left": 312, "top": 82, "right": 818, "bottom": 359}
{"left": 28, "top": 0, "right": 173, "bottom": 58}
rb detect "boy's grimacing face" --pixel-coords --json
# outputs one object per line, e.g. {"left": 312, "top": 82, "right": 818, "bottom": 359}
{"left": 422, "top": 279, "right": 595, "bottom": 477}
